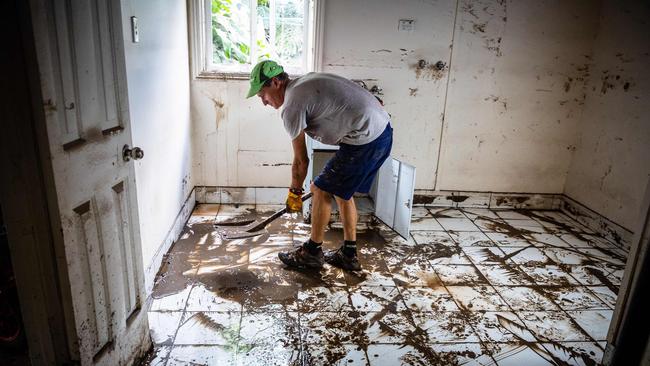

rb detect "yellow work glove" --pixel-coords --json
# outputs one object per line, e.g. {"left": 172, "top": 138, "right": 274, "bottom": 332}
{"left": 286, "top": 189, "right": 303, "bottom": 213}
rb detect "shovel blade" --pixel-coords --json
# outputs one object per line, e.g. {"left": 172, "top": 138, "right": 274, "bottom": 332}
{"left": 218, "top": 229, "right": 267, "bottom": 240}
{"left": 213, "top": 218, "right": 256, "bottom": 227}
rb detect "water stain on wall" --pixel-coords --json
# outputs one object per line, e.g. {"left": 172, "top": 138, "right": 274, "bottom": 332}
{"left": 210, "top": 97, "right": 227, "bottom": 128}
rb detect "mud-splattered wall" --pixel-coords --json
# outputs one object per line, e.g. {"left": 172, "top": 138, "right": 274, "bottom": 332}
{"left": 564, "top": 0, "right": 650, "bottom": 230}
{"left": 437, "top": 0, "right": 599, "bottom": 192}
{"left": 191, "top": 0, "right": 643, "bottom": 218}
{"left": 122, "top": 0, "right": 192, "bottom": 273}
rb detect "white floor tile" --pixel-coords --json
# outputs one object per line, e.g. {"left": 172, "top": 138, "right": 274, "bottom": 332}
{"left": 429, "top": 207, "right": 467, "bottom": 218}
{"left": 496, "top": 211, "right": 532, "bottom": 220}
{"left": 501, "top": 247, "right": 552, "bottom": 265}
{"left": 411, "top": 230, "right": 455, "bottom": 245}
{"left": 185, "top": 284, "right": 243, "bottom": 312}
{"left": 150, "top": 285, "right": 193, "bottom": 311}
{"left": 167, "top": 345, "right": 237, "bottom": 365}
{"left": 447, "top": 285, "right": 510, "bottom": 311}
{"left": 475, "top": 264, "right": 535, "bottom": 286}
{"left": 515, "top": 264, "right": 579, "bottom": 286}
{"left": 496, "top": 286, "right": 560, "bottom": 311}
{"left": 173, "top": 311, "right": 242, "bottom": 345}
{"left": 541, "top": 287, "right": 608, "bottom": 311}
{"left": 401, "top": 286, "right": 460, "bottom": 312}
{"left": 410, "top": 217, "right": 445, "bottom": 231}
{"left": 518, "top": 311, "right": 591, "bottom": 341}
{"left": 463, "top": 246, "right": 510, "bottom": 265}
{"left": 588, "top": 286, "right": 617, "bottom": 309}
{"left": 411, "top": 206, "right": 433, "bottom": 218}
{"left": 462, "top": 208, "right": 502, "bottom": 220}
{"left": 540, "top": 342, "right": 604, "bottom": 366}
{"left": 566, "top": 310, "right": 613, "bottom": 341}
{"left": 449, "top": 231, "right": 494, "bottom": 247}
{"left": 147, "top": 311, "right": 183, "bottom": 345}
{"left": 491, "top": 343, "right": 555, "bottom": 366}
{"left": 432, "top": 264, "right": 487, "bottom": 285}
{"left": 468, "top": 311, "right": 523, "bottom": 343}
{"left": 484, "top": 232, "right": 531, "bottom": 247}
{"left": 349, "top": 286, "right": 405, "bottom": 312}
{"left": 438, "top": 217, "right": 482, "bottom": 231}
{"left": 412, "top": 312, "right": 480, "bottom": 342}
{"left": 527, "top": 233, "right": 573, "bottom": 248}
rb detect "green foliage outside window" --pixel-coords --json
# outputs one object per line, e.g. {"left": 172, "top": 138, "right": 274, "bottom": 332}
{"left": 212, "top": 0, "right": 250, "bottom": 64}
{"left": 212, "top": 0, "right": 305, "bottom": 67}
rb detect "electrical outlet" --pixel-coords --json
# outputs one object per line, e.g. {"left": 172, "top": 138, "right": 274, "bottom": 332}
{"left": 131, "top": 16, "right": 139, "bottom": 43}
{"left": 398, "top": 19, "right": 415, "bottom": 32}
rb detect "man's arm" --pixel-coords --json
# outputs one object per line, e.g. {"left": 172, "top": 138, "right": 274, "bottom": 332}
{"left": 290, "top": 130, "right": 309, "bottom": 191}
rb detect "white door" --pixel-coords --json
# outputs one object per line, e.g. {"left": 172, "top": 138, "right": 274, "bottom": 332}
{"left": 372, "top": 158, "right": 416, "bottom": 239}
{"left": 30, "top": 0, "right": 150, "bottom": 364}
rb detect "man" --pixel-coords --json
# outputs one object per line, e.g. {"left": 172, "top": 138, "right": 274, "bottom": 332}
{"left": 246, "top": 60, "right": 392, "bottom": 271}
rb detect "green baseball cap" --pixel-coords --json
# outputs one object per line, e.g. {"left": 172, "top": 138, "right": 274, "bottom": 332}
{"left": 246, "top": 60, "right": 284, "bottom": 98}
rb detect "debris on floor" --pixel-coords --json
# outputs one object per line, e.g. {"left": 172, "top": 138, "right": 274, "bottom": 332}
{"left": 143, "top": 204, "right": 626, "bottom": 365}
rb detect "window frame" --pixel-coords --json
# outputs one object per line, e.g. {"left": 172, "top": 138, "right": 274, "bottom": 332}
{"left": 189, "top": 0, "right": 324, "bottom": 80}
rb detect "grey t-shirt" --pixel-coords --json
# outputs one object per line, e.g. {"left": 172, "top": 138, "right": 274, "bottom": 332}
{"left": 281, "top": 72, "right": 390, "bottom": 145}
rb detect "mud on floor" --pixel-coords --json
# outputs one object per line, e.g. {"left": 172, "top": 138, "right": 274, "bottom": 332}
{"left": 142, "top": 204, "right": 626, "bottom": 365}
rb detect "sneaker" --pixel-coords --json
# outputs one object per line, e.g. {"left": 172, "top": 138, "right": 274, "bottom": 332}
{"left": 325, "top": 248, "right": 361, "bottom": 271}
{"left": 278, "top": 246, "right": 324, "bottom": 269}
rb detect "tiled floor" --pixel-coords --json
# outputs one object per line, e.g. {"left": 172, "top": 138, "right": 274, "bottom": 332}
{"left": 143, "top": 205, "right": 627, "bottom": 365}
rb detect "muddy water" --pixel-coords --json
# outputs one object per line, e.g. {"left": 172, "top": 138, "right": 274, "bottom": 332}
{"left": 150, "top": 206, "right": 615, "bottom": 365}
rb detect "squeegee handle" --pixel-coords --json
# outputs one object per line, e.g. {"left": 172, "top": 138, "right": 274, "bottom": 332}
{"left": 301, "top": 191, "right": 313, "bottom": 202}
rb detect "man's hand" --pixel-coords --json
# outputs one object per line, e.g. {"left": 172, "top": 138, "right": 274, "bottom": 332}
{"left": 286, "top": 188, "right": 303, "bottom": 213}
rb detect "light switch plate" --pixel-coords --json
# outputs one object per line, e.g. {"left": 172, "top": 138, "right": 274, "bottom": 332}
{"left": 398, "top": 19, "right": 415, "bottom": 32}
{"left": 131, "top": 16, "right": 139, "bottom": 43}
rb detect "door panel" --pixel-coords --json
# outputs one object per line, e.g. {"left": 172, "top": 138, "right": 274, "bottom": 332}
{"left": 373, "top": 158, "right": 399, "bottom": 229}
{"left": 372, "top": 158, "right": 416, "bottom": 239}
{"left": 30, "top": 0, "right": 150, "bottom": 364}
{"left": 394, "top": 162, "right": 416, "bottom": 238}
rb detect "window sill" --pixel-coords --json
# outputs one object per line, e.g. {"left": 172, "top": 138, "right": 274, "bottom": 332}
{"left": 195, "top": 71, "right": 251, "bottom": 80}
{"left": 195, "top": 70, "right": 308, "bottom": 81}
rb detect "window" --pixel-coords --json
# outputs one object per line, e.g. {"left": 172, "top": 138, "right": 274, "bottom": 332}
{"left": 190, "top": 0, "right": 323, "bottom": 78}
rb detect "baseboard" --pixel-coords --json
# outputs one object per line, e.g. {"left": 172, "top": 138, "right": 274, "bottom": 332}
{"left": 561, "top": 195, "right": 633, "bottom": 251}
{"left": 144, "top": 187, "right": 196, "bottom": 294}
{"left": 413, "top": 190, "right": 562, "bottom": 210}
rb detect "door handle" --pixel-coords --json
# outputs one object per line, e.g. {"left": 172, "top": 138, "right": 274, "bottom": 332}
{"left": 123, "top": 144, "right": 144, "bottom": 162}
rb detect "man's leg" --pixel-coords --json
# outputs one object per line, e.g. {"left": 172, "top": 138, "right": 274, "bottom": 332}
{"left": 277, "top": 183, "right": 331, "bottom": 269}
{"left": 309, "top": 183, "right": 332, "bottom": 243}
{"left": 334, "top": 195, "right": 357, "bottom": 242}
{"left": 325, "top": 195, "right": 361, "bottom": 270}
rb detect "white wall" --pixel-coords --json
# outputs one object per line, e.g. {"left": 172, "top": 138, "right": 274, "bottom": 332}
{"left": 191, "top": 0, "right": 602, "bottom": 192}
{"left": 564, "top": 0, "right": 650, "bottom": 230}
{"left": 191, "top": 80, "right": 293, "bottom": 187}
{"left": 438, "top": 0, "right": 599, "bottom": 192}
{"left": 121, "top": 1, "right": 192, "bottom": 272}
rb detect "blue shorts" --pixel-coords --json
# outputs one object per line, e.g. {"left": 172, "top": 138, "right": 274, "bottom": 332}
{"left": 314, "top": 123, "right": 393, "bottom": 200}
